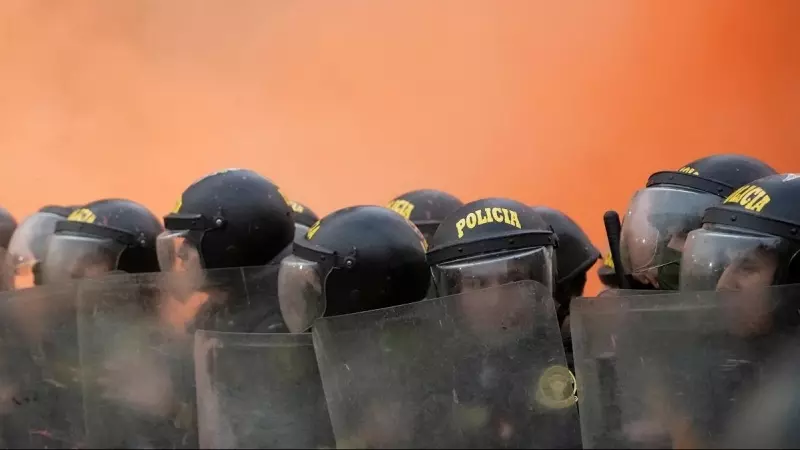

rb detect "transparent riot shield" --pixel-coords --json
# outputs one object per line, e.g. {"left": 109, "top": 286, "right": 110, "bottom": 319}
{"left": 194, "top": 331, "right": 334, "bottom": 449}
{"left": 77, "top": 265, "right": 288, "bottom": 449}
{"left": 572, "top": 284, "right": 800, "bottom": 449}
{"left": 313, "top": 281, "right": 581, "bottom": 449}
{"left": 0, "top": 283, "right": 84, "bottom": 449}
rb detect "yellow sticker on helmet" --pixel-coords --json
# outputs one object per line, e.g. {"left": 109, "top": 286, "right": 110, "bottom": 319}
{"left": 306, "top": 220, "right": 321, "bottom": 240}
{"left": 535, "top": 365, "right": 577, "bottom": 409}
{"left": 67, "top": 208, "right": 97, "bottom": 224}
{"left": 678, "top": 166, "right": 700, "bottom": 176}
{"left": 171, "top": 198, "right": 182, "bottom": 214}
{"left": 288, "top": 200, "right": 305, "bottom": 214}
{"left": 603, "top": 252, "right": 614, "bottom": 269}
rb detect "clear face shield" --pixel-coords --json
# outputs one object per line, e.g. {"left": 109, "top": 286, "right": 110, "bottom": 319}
{"left": 431, "top": 247, "right": 554, "bottom": 342}
{"left": 5, "top": 212, "right": 65, "bottom": 288}
{"left": 620, "top": 185, "right": 721, "bottom": 289}
{"left": 41, "top": 233, "right": 123, "bottom": 285}
{"left": 680, "top": 225, "right": 787, "bottom": 292}
{"left": 156, "top": 229, "right": 207, "bottom": 295}
{"left": 432, "top": 246, "right": 554, "bottom": 297}
{"left": 277, "top": 254, "right": 326, "bottom": 333}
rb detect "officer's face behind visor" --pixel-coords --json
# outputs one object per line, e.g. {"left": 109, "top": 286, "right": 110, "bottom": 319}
{"left": 6, "top": 212, "right": 64, "bottom": 288}
{"left": 156, "top": 230, "right": 206, "bottom": 278}
{"left": 620, "top": 185, "right": 721, "bottom": 289}
{"left": 680, "top": 224, "right": 784, "bottom": 292}
{"left": 432, "top": 246, "right": 554, "bottom": 297}
{"left": 277, "top": 254, "right": 325, "bottom": 333}
{"left": 41, "top": 230, "right": 124, "bottom": 285}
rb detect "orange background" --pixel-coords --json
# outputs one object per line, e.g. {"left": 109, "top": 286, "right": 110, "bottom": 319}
{"left": 1, "top": 0, "right": 798, "bottom": 295}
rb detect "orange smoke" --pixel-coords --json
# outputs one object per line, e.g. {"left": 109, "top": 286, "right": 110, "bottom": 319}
{"left": 1, "top": 1, "right": 798, "bottom": 295}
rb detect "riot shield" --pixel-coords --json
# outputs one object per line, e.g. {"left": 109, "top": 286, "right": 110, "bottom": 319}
{"left": 0, "top": 283, "right": 84, "bottom": 449}
{"left": 313, "top": 281, "right": 581, "bottom": 449}
{"left": 572, "top": 285, "right": 800, "bottom": 449}
{"left": 77, "top": 265, "right": 287, "bottom": 449}
{"left": 194, "top": 331, "right": 334, "bottom": 449}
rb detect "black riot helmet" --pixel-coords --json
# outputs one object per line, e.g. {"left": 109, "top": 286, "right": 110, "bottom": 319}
{"left": 278, "top": 205, "right": 430, "bottom": 333}
{"left": 681, "top": 173, "right": 800, "bottom": 291}
{"left": 531, "top": 206, "right": 600, "bottom": 299}
{"left": 158, "top": 169, "right": 294, "bottom": 273}
{"left": 5, "top": 205, "right": 76, "bottom": 289}
{"left": 387, "top": 189, "right": 464, "bottom": 242}
{"left": 617, "top": 154, "right": 776, "bottom": 290}
{"left": 42, "top": 199, "right": 163, "bottom": 284}
{"left": 427, "top": 198, "right": 557, "bottom": 297}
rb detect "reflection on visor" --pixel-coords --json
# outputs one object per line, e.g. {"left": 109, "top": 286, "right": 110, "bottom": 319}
{"left": 156, "top": 231, "right": 203, "bottom": 273}
{"left": 680, "top": 226, "right": 783, "bottom": 292}
{"left": 157, "top": 231, "right": 206, "bottom": 297}
{"left": 432, "top": 247, "right": 553, "bottom": 297}
{"left": 278, "top": 255, "right": 325, "bottom": 333}
{"left": 620, "top": 186, "right": 721, "bottom": 287}
{"left": 41, "top": 234, "right": 121, "bottom": 284}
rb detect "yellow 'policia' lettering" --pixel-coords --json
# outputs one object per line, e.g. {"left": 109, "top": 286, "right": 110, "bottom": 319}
{"left": 603, "top": 253, "right": 614, "bottom": 269}
{"left": 68, "top": 208, "right": 97, "bottom": 224}
{"left": 306, "top": 221, "right": 321, "bottom": 240}
{"left": 387, "top": 200, "right": 415, "bottom": 220}
{"left": 288, "top": 201, "right": 305, "bottom": 214}
{"left": 678, "top": 166, "right": 700, "bottom": 176}
{"left": 724, "top": 185, "right": 771, "bottom": 213}
{"left": 456, "top": 207, "right": 521, "bottom": 239}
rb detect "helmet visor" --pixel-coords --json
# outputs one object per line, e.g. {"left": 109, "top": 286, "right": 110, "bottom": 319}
{"left": 41, "top": 234, "right": 122, "bottom": 284}
{"left": 432, "top": 247, "right": 554, "bottom": 297}
{"left": 680, "top": 226, "right": 786, "bottom": 292}
{"left": 278, "top": 254, "right": 325, "bottom": 333}
{"left": 6, "top": 212, "right": 64, "bottom": 288}
{"left": 156, "top": 230, "right": 204, "bottom": 273}
{"left": 620, "top": 185, "right": 720, "bottom": 283}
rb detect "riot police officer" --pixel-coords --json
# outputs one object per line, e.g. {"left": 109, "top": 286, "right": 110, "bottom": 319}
{"left": 680, "top": 173, "right": 800, "bottom": 291}
{"left": 616, "top": 154, "right": 776, "bottom": 290}
{"left": 41, "top": 199, "right": 162, "bottom": 284}
{"left": 424, "top": 198, "right": 578, "bottom": 448}
{"left": 277, "top": 205, "right": 430, "bottom": 332}
{"left": 157, "top": 169, "right": 295, "bottom": 332}
{"left": 427, "top": 198, "right": 557, "bottom": 297}
{"left": 387, "top": 189, "right": 464, "bottom": 242}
